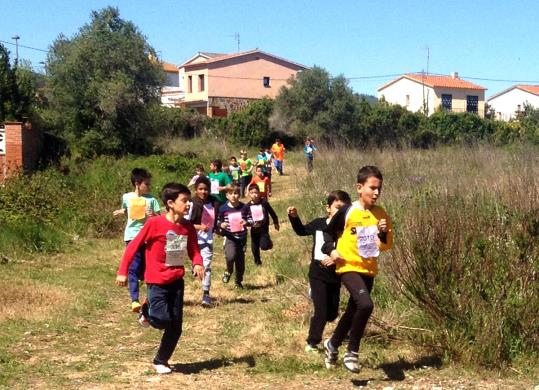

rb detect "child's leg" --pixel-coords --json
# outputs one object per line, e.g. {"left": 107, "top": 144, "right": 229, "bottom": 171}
{"left": 224, "top": 238, "right": 236, "bottom": 276}
{"left": 259, "top": 228, "right": 273, "bottom": 250}
{"left": 199, "top": 243, "right": 213, "bottom": 293}
{"left": 234, "top": 241, "right": 246, "bottom": 284}
{"left": 330, "top": 273, "right": 374, "bottom": 353}
{"left": 147, "top": 280, "right": 185, "bottom": 365}
{"left": 250, "top": 228, "right": 262, "bottom": 264}
{"left": 326, "top": 282, "right": 341, "bottom": 322}
{"left": 127, "top": 246, "right": 144, "bottom": 302}
{"left": 307, "top": 278, "right": 329, "bottom": 346}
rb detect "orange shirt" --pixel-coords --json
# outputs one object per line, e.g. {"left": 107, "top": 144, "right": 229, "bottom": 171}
{"left": 271, "top": 143, "right": 285, "bottom": 161}
{"left": 250, "top": 176, "right": 271, "bottom": 198}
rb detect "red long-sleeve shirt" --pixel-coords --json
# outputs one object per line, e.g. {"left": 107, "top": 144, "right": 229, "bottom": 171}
{"left": 117, "top": 215, "right": 203, "bottom": 284}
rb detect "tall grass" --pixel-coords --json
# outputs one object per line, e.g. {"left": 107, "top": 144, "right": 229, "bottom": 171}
{"left": 296, "top": 144, "right": 539, "bottom": 367}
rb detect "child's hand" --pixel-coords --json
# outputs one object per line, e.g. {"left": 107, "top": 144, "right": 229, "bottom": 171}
{"left": 116, "top": 275, "right": 127, "bottom": 286}
{"left": 220, "top": 222, "right": 228, "bottom": 229}
{"left": 268, "top": 192, "right": 272, "bottom": 197}
{"left": 145, "top": 209, "right": 155, "bottom": 217}
{"left": 378, "top": 219, "right": 388, "bottom": 233}
{"left": 274, "top": 222, "right": 280, "bottom": 231}
{"left": 287, "top": 207, "right": 298, "bottom": 218}
{"left": 193, "top": 265, "right": 204, "bottom": 280}
{"left": 200, "top": 224, "right": 209, "bottom": 232}
{"left": 330, "top": 249, "right": 344, "bottom": 263}
{"left": 321, "top": 256, "right": 336, "bottom": 267}
{"left": 113, "top": 209, "right": 125, "bottom": 216}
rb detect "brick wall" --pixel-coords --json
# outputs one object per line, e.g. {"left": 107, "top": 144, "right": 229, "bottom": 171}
{"left": 0, "top": 121, "right": 42, "bottom": 181}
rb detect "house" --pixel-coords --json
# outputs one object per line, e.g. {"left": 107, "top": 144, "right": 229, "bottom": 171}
{"left": 377, "top": 73, "right": 487, "bottom": 117}
{"left": 178, "top": 49, "right": 307, "bottom": 117}
{"left": 487, "top": 85, "right": 539, "bottom": 121}
{"left": 160, "top": 61, "right": 184, "bottom": 107}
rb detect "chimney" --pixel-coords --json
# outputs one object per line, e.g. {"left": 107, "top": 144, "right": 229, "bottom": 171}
{"left": 451, "top": 72, "right": 459, "bottom": 79}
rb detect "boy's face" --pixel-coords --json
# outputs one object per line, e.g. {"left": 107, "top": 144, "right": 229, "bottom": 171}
{"left": 248, "top": 188, "right": 260, "bottom": 203}
{"left": 357, "top": 176, "right": 382, "bottom": 209}
{"left": 240, "top": 153, "right": 246, "bottom": 159}
{"left": 327, "top": 199, "right": 346, "bottom": 217}
{"left": 230, "top": 158, "right": 237, "bottom": 166}
{"left": 195, "top": 183, "right": 209, "bottom": 200}
{"left": 196, "top": 168, "right": 204, "bottom": 176}
{"left": 256, "top": 168, "right": 264, "bottom": 178}
{"left": 226, "top": 190, "right": 241, "bottom": 205}
{"left": 137, "top": 180, "right": 151, "bottom": 195}
{"left": 210, "top": 163, "right": 217, "bottom": 172}
{"left": 167, "top": 193, "right": 191, "bottom": 217}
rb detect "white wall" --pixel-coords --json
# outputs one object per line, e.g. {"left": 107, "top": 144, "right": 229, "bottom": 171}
{"left": 488, "top": 88, "right": 539, "bottom": 121}
{"left": 378, "top": 78, "right": 435, "bottom": 115}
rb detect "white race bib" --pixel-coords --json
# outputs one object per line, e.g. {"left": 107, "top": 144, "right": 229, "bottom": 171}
{"left": 356, "top": 225, "right": 380, "bottom": 258}
{"left": 165, "top": 230, "right": 187, "bottom": 267}
{"left": 313, "top": 230, "right": 326, "bottom": 261}
{"left": 210, "top": 179, "right": 219, "bottom": 194}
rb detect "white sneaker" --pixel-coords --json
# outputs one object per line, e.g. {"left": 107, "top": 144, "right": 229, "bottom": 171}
{"left": 154, "top": 364, "right": 172, "bottom": 374}
{"left": 138, "top": 313, "right": 150, "bottom": 328}
{"left": 323, "top": 339, "right": 338, "bottom": 369}
{"left": 343, "top": 351, "right": 360, "bottom": 373}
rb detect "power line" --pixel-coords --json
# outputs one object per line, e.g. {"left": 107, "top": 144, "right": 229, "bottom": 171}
{"left": 0, "top": 39, "right": 49, "bottom": 53}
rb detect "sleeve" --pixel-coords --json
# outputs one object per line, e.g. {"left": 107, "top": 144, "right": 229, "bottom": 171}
{"left": 223, "top": 173, "right": 232, "bottom": 186}
{"left": 117, "top": 219, "right": 152, "bottom": 276}
{"left": 289, "top": 215, "right": 318, "bottom": 236}
{"left": 265, "top": 201, "right": 278, "bottom": 224}
{"left": 121, "top": 194, "right": 128, "bottom": 210}
{"left": 189, "top": 200, "right": 203, "bottom": 225}
{"left": 242, "top": 203, "right": 254, "bottom": 226}
{"left": 321, "top": 206, "right": 348, "bottom": 255}
{"left": 151, "top": 197, "right": 161, "bottom": 214}
{"left": 186, "top": 223, "right": 203, "bottom": 266}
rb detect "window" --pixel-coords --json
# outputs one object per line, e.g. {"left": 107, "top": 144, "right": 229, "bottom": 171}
{"left": 466, "top": 95, "right": 478, "bottom": 113}
{"left": 198, "top": 74, "right": 205, "bottom": 92}
{"left": 441, "top": 94, "right": 452, "bottom": 110}
{"left": 187, "top": 76, "right": 192, "bottom": 93}
{"left": 263, "top": 76, "right": 270, "bottom": 88}
{"left": 405, "top": 94, "right": 410, "bottom": 107}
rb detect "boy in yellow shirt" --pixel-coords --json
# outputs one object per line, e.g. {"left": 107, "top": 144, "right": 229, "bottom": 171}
{"left": 321, "top": 165, "right": 393, "bottom": 373}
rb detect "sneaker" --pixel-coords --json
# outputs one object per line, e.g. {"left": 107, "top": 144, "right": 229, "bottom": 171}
{"left": 323, "top": 339, "right": 338, "bottom": 369}
{"left": 153, "top": 363, "right": 172, "bottom": 374}
{"left": 235, "top": 282, "right": 244, "bottom": 289}
{"left": 254, "top": 259, "right": 262, "bottom": 266}
{"left": 304, "top": 344, "right": 320, "bottom": 354}
{"left": 138, "top": 313, "right": 150, "bottom": 328}
{"left": 131, "top": 300, "right": 141, "bottom": 313}
{"left": 138, "top": 300, "right": 150, "bottom": 328}
{"left": 201, "top": 294, "right": 212, "bottom": 307}
{"left": 222, "top": 271, "right": 231, "bottom": 284}
{"left": 343, "top": 351, "right": 361, "bottom": 373}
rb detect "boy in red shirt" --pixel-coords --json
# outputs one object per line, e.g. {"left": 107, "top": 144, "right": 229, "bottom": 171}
{"left": 249, "top": 166, "right": 271, "bottom": 199}
{"left": 116, "top": 183, "right": 204, "bottom": 374}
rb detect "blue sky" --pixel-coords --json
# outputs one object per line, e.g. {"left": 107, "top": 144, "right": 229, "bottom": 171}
{"left": 2, "top": 0, "right": 538, "bottom": 97}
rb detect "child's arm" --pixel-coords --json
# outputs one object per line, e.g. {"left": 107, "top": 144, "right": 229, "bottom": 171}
{"left": 116, "top": 220, "right": 152, "bottom": 285}
{"left": 377, "top": 213, "right": 393, "bottom": 251}
{"left": 267, "top": 178, "right": 272, "bottom": 197}
{"left": 321, "top": 206, "right": 348, "bottom": 258}
{"left": 266, "top": 201, "right": 279, "bottom": 231}
{"left": 242, "top": 203, "right": 254, "bottom": 227}
{"left": 146, "top": 197, "right": 161, "bottom": 217}
{"left": 186, "top": 223, "right": 204, "bottom": 280}
{"left": 112, "top": 208, "right": 125, "bottom": 216}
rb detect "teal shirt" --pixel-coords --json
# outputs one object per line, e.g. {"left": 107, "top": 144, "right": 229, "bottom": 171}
{"left": 208, "top": 172, "right": 232, "bottom": 203}
{"left": 121, "top": 192, "right": 161, "bottom": 241}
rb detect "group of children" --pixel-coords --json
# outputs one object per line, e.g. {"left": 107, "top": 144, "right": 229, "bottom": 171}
{"left": 114, "top": 160, "right": 392, "bottom": 375}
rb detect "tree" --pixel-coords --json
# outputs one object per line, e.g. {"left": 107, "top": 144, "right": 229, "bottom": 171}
{"left": 0, "top": 44, "right": 19, "bottom": 122}
{"left": 46, "top": 7, "right": 164, "bottom": 156}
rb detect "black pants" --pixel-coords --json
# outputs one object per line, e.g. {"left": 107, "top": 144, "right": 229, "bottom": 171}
{"left": 307, "top": 278, "right": 340, "bottom": 346}
{"left": 224, "top": 238, "right": 246, "bottom": 284}
{"left": 330, "top": 272, "right": 374, "bottom": 353}
{"left": 240, "top": 175, "right": 252, "bottom": 197}
{"left": 147, "top": 279, "right": 184, "bottom": 365}
{"left": 250, "top": 226, "right": 273, "bottom": 264}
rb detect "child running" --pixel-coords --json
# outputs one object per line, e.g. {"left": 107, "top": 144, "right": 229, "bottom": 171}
{"left": 287, "top": 190, "right": 351, "bottom": 353}
{"left": 112, "top": 168, "right": 161, "bottom": 313}
{"left": 208, "top": 159, "right": 232, "bottom": 205}
{"left": 217, "top": 184, "right": 248, "bottom": 289}
{"left": 187, "top": 164, "right": 206, "bottom": 189}
{"left": 228, "top": 156, "right": 242, "bottom": 185}
{"left": 249, "top": 166, "right": 271, "bottom": 199}
{"left": 186, "top": 176, "right": 219, "bottom": 306}
{"left": 322, "top": 166, "right": 393, "bottom": 373}
{"left": 243, "top": 184, "right": 280, "bottom": 266}
{"left": 238, "top": 150, "right": 254, "bottom": 198}
{"left": 116, "top": 182, "right": 204, "bottom": 374}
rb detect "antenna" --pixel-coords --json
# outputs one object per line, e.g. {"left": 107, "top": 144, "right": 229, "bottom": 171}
{"left": 232, "top": 33, "right": 240, "bottom": 53}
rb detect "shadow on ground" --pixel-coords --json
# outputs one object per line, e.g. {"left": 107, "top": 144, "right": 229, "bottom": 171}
{"left": 172, "top": 354, "right": 261, "bottom": 374}
{"left": 377, "top": 355, "right": 443, "bottom": 381}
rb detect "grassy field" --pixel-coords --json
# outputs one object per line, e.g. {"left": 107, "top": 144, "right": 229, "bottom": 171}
{"left": 1, "top": 145, "right": 538, "bottom": 389}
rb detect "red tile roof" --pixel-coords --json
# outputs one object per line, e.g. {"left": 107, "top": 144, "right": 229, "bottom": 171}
{"left": 517, "top": 85, "right": 539, "bottom": 96}
{"left": 162, "top": 62, "right": 178, "bottom": 72}
{"left": 405, "top": 73, "right": 486, "bottom": 90}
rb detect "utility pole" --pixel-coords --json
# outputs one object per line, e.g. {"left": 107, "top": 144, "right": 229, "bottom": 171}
{"left": 11, "top": 35, "right": 20, "bottom": 66}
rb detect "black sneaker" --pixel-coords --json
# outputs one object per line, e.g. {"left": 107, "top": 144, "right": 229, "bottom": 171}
{"left": 222, "top": 271, "right": 231, "bottom": 284}
{"left": 254, "top": 259, "right": 262, "bottom": 266}
{"left": 234, "top": 282, "right": 244, "bottom": 289}
{"left": 323, "top": 339, "right": 338, "bottom": 369}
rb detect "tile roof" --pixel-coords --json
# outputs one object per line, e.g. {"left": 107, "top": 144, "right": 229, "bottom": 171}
{"left": 183, "top": 49, "right": 307, "bottom": 70}
{"left": 517, "top": 85, "right": 539, "bottom": 96}
{"left": 405, "top": 73, "right": 486, "bottom": 90}
{"left": 162, "top": 62, "right": 178, "bottom": 72}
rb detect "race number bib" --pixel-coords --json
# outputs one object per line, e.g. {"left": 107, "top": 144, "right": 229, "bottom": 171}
{"left": 250, "top": 204, "right": 264, "bottom": 222}
{"left": 210, "top": 179, "right": 220, "bottom": 194}
{"left": 313, "top": 231, "right": 326, "bottom": 261}
{"left": 201, "top": 204, "right": 215, "bottom": 227}
{"left": 257, "top": 181, "right": 265, "bottom": 193}
{"left": 165, "top": 231, "right": 187, "bottom": 267}
{"left": 128, "top": 197, "right": 147, "bottom": 220}
{"left": 356, "top": 225, "right": 380, "bottom": 258}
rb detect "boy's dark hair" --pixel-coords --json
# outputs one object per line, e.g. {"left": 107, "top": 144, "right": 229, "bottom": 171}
{"left": 247, "top": 183, "right": 260, "bottom": 192}
{"left": 326, "top": 190, "right": 352, "bottom": 206}
{"left": 225, "top": 183, "right": 241, "bottom": 194}
{"left": 195, "top": 164, "right": 204, "bottom": 171}
{"left": 357, "top": 165, "right": 383, "bottom": 184}
{"left": 211, "top": 159, "right": 222, "bottom": 171}
{"left": 230, "top": 156, "right": 237, "bottom": 161}
{"left": 194, "top": 176, "right": 211, "bottom": 189}
{"left": 161, "top": 182, "right": 190, "bottom": 210}
{"left": 131, "top": 168, "right": 151, "bottom": 186}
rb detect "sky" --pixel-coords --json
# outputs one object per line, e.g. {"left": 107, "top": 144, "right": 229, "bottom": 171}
{"left": 1, "top": 0, "right": 538, "bottom": 98}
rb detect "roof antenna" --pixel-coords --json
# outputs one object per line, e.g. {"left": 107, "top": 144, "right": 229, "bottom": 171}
{"left": 232, "top": 33, "right": 240, "bottom": 53}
